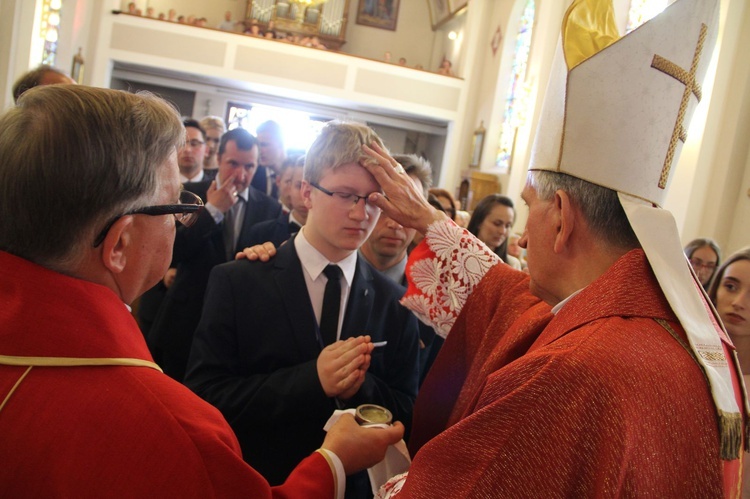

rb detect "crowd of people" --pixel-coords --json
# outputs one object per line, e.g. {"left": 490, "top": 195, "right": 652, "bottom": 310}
{"left": 2, "top": 0, "right": 749, "bottom": 497}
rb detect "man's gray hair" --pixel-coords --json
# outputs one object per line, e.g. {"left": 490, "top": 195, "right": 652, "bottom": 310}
{"left": 393, "top": 154, "right": 432, "bottom": 197}
{"left": 304, "top": 121, "right": 384, "bottom": 184}
{"left": 528, "top": 170, "right": 639, "bottom": 250}
{"left": 0, "top": 85, "right": 183, "bottom": 271}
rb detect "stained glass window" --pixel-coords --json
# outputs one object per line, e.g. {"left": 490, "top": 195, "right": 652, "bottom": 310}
{"left": 41, "top": 0, "right": 63, "bottom": 65}
{"left": 495, "top": 0, "right": 535, "bottom": 172}
{"left": 626, "top": 0, "right": 668, "bottom": 33}
{"left": 227, "top": 102, "right": 254, "bottom": 131}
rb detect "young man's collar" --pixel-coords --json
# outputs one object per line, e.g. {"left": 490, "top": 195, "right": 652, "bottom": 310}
{"left": 295, "top": 228, "right": 357, "bottom": 287}
{"left": 180, "top": 169, "right": 204, "bottom": 183}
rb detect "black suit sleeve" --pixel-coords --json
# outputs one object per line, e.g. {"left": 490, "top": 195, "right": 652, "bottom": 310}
{"left": 171, "top": 182, "right": 222, "bottom": 264}
{"left": 171, "top": 209, "right": 221, "bottom": 264}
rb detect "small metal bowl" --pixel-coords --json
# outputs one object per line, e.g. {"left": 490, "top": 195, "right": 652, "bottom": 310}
{"left": 355, "top": 404, "right": 393, "bottom": 426}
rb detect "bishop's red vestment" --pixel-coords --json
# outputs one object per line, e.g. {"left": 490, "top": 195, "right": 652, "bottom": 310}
{"left": 387, "top": 221, "right": 744, "bottom": 498}
{"left": 0, "top": 250, "right": 341, "bottom": 498}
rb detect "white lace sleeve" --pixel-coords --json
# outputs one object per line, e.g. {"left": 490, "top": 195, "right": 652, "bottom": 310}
{"left": 400, "top": 219, "right": 501, "bottom": 338}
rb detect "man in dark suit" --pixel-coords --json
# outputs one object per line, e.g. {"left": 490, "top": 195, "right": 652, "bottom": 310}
{"left": 250, "top": 120, "right": 285, "bottom": 199}
{"left": 178, "top": 119, "right": 211, "bottom": 183}
{"left": 358, "top": 154, "right": 443, "bottom": 387}
{"left": 149, "top": 128, "right": 281, "bottom": 381}
{"left": 246, "top": 158, "right": 307, "bottom": 247}
{"left": 185, "top": 121, "right": 419, "bottom": 498}
{"left": 138, "top": 119, "right": 210, "bottom": 337}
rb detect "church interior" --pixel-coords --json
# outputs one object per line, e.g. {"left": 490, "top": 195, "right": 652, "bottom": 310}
{"left": 1, "top": 0, "right": 748, "bottom": 254}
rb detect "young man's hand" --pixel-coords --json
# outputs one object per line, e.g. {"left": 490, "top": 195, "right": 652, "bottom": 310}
{"left": 317, "top": 336, "right": 373, "bottom": 398}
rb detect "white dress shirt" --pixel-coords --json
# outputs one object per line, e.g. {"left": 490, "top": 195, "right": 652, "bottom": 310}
{"left": 294, "top": 228, "right": 357, "bottom": 341}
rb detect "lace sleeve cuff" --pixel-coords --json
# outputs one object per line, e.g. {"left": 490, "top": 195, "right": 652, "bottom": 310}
{"left": 401, "top": 219, "right": 501, "bottom": 338}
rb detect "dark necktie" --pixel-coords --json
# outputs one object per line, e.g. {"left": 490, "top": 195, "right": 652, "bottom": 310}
{"left": 288, "top": 221, "right": 301, "bottom": 235}
{"left": 320, "top": 265, "right": 342, "bottom": 346}
{"left": 223, "top": 198, "right": 244, "bottom": 260}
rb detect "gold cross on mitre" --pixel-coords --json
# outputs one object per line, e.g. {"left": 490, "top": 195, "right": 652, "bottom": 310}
{"left": 650, "top": 22, "right": 708, "bottom": 189}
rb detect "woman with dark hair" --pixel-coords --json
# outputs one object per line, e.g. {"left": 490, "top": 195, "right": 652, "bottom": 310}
{"left": 467, "top": 194, "right": 521, "bottom": 269}
{"left": 709, "top": 247, "right": 750, "bottom": 342}
{"left": 708, "top": 246, "right": 750, "bottom": 497}
{"left": 684, "top": 238, "right": 721, "bottom": 289}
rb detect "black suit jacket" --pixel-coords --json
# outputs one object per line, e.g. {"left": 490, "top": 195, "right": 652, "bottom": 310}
{"left": 245, "top": 211, "right": 297, "bottom": 248}
{"left": 395, "top": 271, "right": 444, "bottom": 387}
{"left": 148, "top": 180, "right": 282, "bottom": 381}
{"left": 250, "top": 165, "right": 279, "bottom": 199}
{"left": 185, "top": 239, "right": 419, "bottom": 490}
{"left": 202, "top": 169, "right": 218, "bottom": 182}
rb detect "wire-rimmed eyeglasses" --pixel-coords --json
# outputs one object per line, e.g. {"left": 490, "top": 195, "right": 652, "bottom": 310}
{"left": 310, "top": 182, "right": 380, "bottom": 215}
{"left": 92, "top": 190, "right": 204, "bottom": 247}
{"left": 689, "top": 258, "right": 717, "bottom": 271}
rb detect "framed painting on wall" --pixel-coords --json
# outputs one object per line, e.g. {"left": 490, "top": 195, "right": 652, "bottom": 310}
{"left": 427, "top": 0, "right": 451, "bottom": 29}
{"left": 357, "top": 0, "right": 401, "bottom": 31}
{"left": 448, "top": 0, "right": 468, "bottom": 13}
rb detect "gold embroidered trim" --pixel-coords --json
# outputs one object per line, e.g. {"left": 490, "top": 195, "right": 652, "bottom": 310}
{"left": 700, "top": 350, "right": 728, "bottom": 363}
{"left": 0, "top": 365, "right": 32, "bottom": 415}
{"left": 315, "top": 449, "right": 339, "bottom": 497}
{"left": 737, "top": 441, "right": 745, "bottom": 498}
{"left": 0, "top": 355, "right": 162, "bottom": 372}
{"left": 655, "top": 318, "right": 743, "bottom": 459}
{"left": 651, "top": 22, "right": 707, "bottom": 189}
{"left": 655, "top": 318, "right": 696, "bottom": 360}
{"left": 719, "top": 410, "right": 743, "bottom": 461}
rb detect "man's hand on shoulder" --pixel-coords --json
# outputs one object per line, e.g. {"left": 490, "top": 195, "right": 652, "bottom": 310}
{"left": 235, "top": 241, "right": 278, "bottom": 261}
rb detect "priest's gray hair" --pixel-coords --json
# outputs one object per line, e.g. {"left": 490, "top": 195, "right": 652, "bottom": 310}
{"left": 527, "top": 170, "right": 639, "bottom": 250}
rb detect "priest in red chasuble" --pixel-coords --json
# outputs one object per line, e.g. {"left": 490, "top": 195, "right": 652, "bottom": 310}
{"left": 359, "top": 0, "right": 749, "bottom": 497}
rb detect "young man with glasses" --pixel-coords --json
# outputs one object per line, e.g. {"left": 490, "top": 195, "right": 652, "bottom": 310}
{"left": 186, "top": 121, "right": 419, "bottom": 498}
{"left": 178, "top": 119, "right": 209, "bottom": 183}
{"left": 149, "top": 127, "right": 281, "bottom": 381}
{"left": 0, "top": 86, "right": 403, "bottom": 497}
